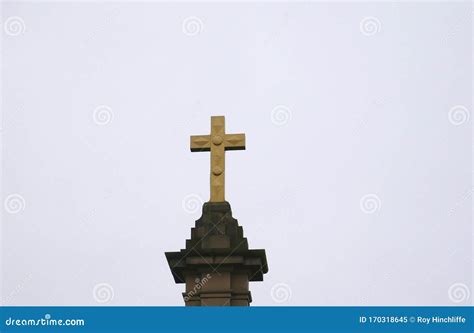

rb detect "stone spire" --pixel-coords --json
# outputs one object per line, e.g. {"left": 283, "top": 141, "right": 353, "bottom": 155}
{"left": 165, "top": 116, "right": 268, "bottom": 306}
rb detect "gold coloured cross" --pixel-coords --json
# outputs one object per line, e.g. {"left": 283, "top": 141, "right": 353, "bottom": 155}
{"left": 190, "top": 116, "right": 246, "bottom": 202}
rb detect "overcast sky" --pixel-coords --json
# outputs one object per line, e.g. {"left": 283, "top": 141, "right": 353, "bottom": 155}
{"left": 1, "top": 1, "right": 472, "bottom": 306}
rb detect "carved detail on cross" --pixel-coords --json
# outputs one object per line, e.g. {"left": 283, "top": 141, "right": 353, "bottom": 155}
{"left": 190, "top": 116, "right": 246, "bottom": 202}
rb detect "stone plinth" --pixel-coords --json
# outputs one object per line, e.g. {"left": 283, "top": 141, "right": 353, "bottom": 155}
{"left": 165, "top": 202, "right": 268, "bottom": 306}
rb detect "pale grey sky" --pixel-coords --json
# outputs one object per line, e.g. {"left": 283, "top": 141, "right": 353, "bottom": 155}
{"left": 1, "top": 1, "right": 472, "bottom": 306}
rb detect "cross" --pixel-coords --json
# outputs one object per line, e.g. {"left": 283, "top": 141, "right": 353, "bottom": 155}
{"left": 190, "top": 116, "right": 246, "bottom": 202}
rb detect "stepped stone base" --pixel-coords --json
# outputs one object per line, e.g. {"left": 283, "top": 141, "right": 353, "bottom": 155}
{"left": 165, "top": 201, "right": 268, "bottom": 306}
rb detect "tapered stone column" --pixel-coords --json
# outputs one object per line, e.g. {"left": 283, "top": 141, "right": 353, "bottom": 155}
{"left": 165, "top": 202, "right": 268, "bottom": 306}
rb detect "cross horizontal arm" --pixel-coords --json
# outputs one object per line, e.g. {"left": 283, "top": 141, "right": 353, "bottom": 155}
{"left": 224, "top": 134, "right": 246, "bottom": 151}
{"left": 190, "top": 135, "right": 211, "bottom": 152}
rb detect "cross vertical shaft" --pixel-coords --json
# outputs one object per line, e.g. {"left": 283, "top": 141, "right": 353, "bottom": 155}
{"left": 210, "top": 116, "right": 225, "bottom": 202}
{"left": 190, "top": 116, "right": 246, "bottom": 202}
